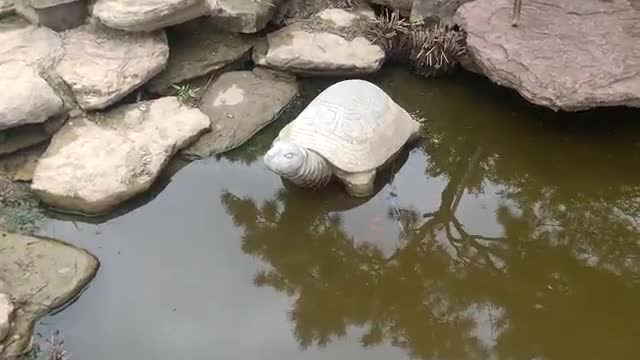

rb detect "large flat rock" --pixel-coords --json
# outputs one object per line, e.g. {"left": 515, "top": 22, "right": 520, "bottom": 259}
{"left": 147, "top": 18, "right": 255, "bottom": 94}
{"left": 184, "top": 67, "right": 298, "bottom": 158}
{"left": 454, "top": 0, "right": 640, "bottom": 111}
{"left": 0, "top": 230, "right": 98, "bottom": 357}
{"left": 93, "top": 0, "right": 212, "bottom": 32}
{"left": 210, "top": 0, "right": 283, "bottom": 33}
{"left": 31, "top": 97, "right": 210, "bottom": 215}
{"left": 56, "top": 23, "right": 169, "bottom": 110}
{"left": 253, "top": 8, "right": 385, "bottom": 75}
{"left": 0, "top": 62, "right": 63, "bottom": 131}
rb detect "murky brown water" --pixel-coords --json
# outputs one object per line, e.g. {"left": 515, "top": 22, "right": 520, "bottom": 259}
{"left": 37, "top": 67, "right": 640, "bottom": 360}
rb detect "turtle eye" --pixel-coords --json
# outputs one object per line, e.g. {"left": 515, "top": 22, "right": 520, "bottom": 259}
{"left": 284, "top": 153, "right": 294, "bottom": 159}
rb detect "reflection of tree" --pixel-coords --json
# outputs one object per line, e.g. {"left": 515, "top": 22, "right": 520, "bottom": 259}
{"left": 221, "top": 69, "right": 640, "bottom": 359}
{"left": 221, "top": 188, "right": 491, "bottom": 359}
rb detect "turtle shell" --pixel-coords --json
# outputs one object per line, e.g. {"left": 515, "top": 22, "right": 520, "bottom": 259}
{"left": 278, "top": 79, "right": 420, "bottom": 173}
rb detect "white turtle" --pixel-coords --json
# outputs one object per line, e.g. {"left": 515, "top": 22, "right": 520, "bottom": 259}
{"left": 263, "top": 79, "right": 421, "bottom": 197}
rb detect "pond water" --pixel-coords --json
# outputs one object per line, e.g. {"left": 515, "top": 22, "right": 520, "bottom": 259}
{"left": 36, "top": 67, "right": 640, "bottom": 360}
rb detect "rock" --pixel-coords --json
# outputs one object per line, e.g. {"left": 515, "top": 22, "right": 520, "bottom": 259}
{"left": 0, "top": 142, "right": 47, "bottom": 181}
{"left": 147, "top": 17, "right": 255, "bottom": 94}
{"left": 253, "top": 8, "right": 385, "bottom": 75}
{"left": 93, "top": 0, "right": 212, "bottom": 32}
{"left": 454, "top": 0, "right": 640, "bottom": 111}
{"left": 0, "top": 230, "right": 98, "bottom": 356}
{"left": 0, "top": 24, "right": 61, "bottom": 69}
{"left": 0, "top": 115, "right": 65, "bottom": 156}
{"left": 183, "top": 67, "right": 298, "bottom": 158}
{"left": 0, "top": 62, "right": 63, "bottom": 131}
{"left": 31, "top": 97, "right": 210, "bottom": 215}
{"left": 12, "top": 149, "right": 44, "bottom": 182}
{"left": 411, "top": 0, "right": 473, "bottom": 24}
{"left": 56, "top": 23, "right": 168, "bottom": 110}
{"left": 367, "top": 0, "right": 412, "bottom": 14}
{"left": 13, "top": 0, "right": 88, "bottom": 31}
{"left": 0, "top": 293, "right": 13, "bottom": 343}
{"left": 210, "top": 0, "right": 283, "bottom": 33}
{"left": 0, "top": 0, "right": 14, "bottom": 15}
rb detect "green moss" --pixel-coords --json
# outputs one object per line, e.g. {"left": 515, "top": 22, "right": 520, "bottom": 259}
{"left": 0, "top": 12, "right": 20, "bottom": 24}
{"left": 0, "top": 174, "right": 44, "bottom": 234}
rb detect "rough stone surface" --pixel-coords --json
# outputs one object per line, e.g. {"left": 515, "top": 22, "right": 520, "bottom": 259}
{"left": 0, "top": 0, "right": 14, "bottom": 14}
{"left": 184, "top": 67, "right": 299, "bottom": 158}
{"left": 411, "top": 0, "right": 472, "bottom": 24}
{"left": 454, "top": 0, "right": 640, "bottom": 111}
{"left": 0, "top": 230, "right": 98, "bottom": 357}
{"left": 0, "top": 62, "right": 63, "bottom": 131}
{"left": 210, "top": 0, "right": 282, "bottom": 33}
{"left": 56, "top": 23, "right": 168, "bottom": 110}
{"left": 14, "top": 0, "right": 87, "bottom": 31}
{"left": 0, "top": 116, "right": 66, "bottom": 156}
{"left": 147, "top": 18, "right": 255, "bottom": 94}
{"left": 0, "top": 293, "right": 13, "bottom": 343}
{"left": 0, "top": 142, "right": 46, "bottom": 181}
{"left": 0, "top": 24, "right": 61, "bottom": 69}
{"left": 368, "top": 0, "right": 412, "bottom": 14}
{"left": 93, "top": 0, "right": 212, "bottom": 32}
{"left": 0, "top": 24, "right": 66, "bottom": 154}
{"left": 31, "top": 97, "right": 210, "bottom": 215}
{"left": 253, "top": 8, "right": 385, "bottom": 75}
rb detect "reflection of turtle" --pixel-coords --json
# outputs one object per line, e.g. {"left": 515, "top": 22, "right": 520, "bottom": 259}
{"left": 279, "top": 142, "right": 411, "bottom": 208}
{"left": 264, "top": 79, "right": 421, "bottom": 197}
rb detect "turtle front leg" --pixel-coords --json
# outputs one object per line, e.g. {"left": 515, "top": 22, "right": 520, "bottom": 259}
{"left": 512, "top": 0, "right": 522, "bottom": 27}
{"left": 338, "top": 170, "right": 377, "bottom": 198}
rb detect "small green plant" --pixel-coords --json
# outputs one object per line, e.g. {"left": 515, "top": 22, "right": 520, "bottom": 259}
{"left": 19, "top": 330, "right": 68, "bottom": 360}
{"left": 171, "top": 84, "right": 200, "bottom": 104}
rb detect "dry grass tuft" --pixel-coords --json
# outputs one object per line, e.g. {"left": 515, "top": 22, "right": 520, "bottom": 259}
{"left": 409, "top": 23, "right": 467, "bottom": 77}
{"left": 366, "top": 8, "right": 410, "bottom": 55}
{"left": 367, "top": 8, "right": 467, "bottom": 77}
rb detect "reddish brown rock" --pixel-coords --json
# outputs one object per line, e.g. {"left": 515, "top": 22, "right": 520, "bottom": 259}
{"left": 454, "top": 0, "right": 640, "bottom": 111}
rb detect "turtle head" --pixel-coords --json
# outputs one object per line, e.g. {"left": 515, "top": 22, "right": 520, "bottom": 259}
{"left": 264, "top": 141, "right": 307, "bottom": 177}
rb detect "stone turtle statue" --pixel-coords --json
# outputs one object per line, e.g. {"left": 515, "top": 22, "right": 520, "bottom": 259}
{"left": 263, "top": 79, "right": 421, "bottom": 197}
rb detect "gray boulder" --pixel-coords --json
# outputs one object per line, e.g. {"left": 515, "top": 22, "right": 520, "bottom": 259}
{"left": 13, "top": 0, "right": 88, "bottom": 31}
{"left": 210, "top": 0, "right": 283, "bottom": 33}
{"left": 56, "top": 23, "right": 168, "bottom": 110}
{"left": 0, "top": 115, "right": 66, "bottom": 156}
{"left": 0, "top": 25, "right": 65, "bottom": 154}
{"left": 454, "top": 0, "right": 640, "bottom": 111}
{"left": 0, "top": 62, "right": 63, "bottom": 132}
{"left": 0, "top": 230, "right": 98, "bottom": 357}
{"left": 147, "top": 17, "right": 256, "bottom": 94}
{"left": 93, "top": 0, "right": 212, "bottom": 32}
{"left": 0, "top": 24, "right": 61, "bottom": 69}
{"left": 411, "top": 0, "right": 473, "bottom": 24}
{"left": 0, "top": 0, "right": 14, "bottom": 15}
{"left": 253, "top": 8, "right": 385, "bottom": 75}
{"left": 0, "top": 293, "right": 13, "bottom": 343}
{"left": 184, "top": 67, "right": 299, "bottom": 158}
{"left": 31, "top": 97, "right": 210, "bottom": 215}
